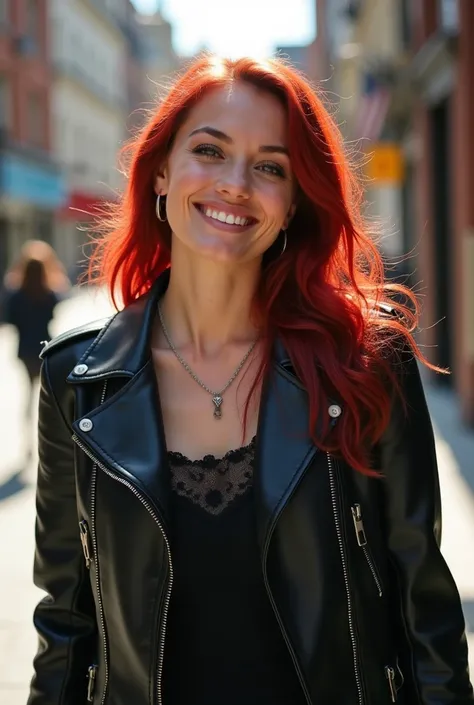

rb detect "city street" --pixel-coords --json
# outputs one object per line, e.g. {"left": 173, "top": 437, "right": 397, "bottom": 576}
{"left": 0, "top": 287, "right": 473, "bottom": 704}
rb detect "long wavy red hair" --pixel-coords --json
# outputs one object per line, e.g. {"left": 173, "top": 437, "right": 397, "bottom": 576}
{"left": 89, "top": 54, "right": 437, "bottom": 475}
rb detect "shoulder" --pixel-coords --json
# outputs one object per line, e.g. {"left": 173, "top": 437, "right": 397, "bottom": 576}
{"left": 40, "top": 316, "right": 112, "bottom": 364}
{"left": 2, "top": 286, "right": 19, "bottom": 304}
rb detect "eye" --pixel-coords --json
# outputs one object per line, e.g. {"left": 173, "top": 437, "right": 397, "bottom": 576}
{"left": 257, "top": 162, "right": 286, "bottom": 178}
{"left": 191, "top": 143, "right": 223, "bottom": 159}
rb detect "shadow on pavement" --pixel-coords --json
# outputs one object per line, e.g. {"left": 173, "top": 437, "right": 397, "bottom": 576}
{"left": 0, "top": 469, "right": 30, "bottom": 502}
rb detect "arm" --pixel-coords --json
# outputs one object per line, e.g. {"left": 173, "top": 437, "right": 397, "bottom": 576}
{"left": 380, "top": 348, "right": 473, "bottom": 704}
{"left": 28, "top": 357, "right": 97, "bottom": 705}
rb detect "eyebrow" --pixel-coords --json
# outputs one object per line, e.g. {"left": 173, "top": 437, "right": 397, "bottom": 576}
{"left": 188, "top": 126, "right": 290, "bottom": 157}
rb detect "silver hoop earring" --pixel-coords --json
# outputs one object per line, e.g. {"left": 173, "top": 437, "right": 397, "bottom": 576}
{"left": 156, "top": 194, "right": 167, "bottom": 222}
{"left": 280, "top": 229, "right": 287, "bottom": 256}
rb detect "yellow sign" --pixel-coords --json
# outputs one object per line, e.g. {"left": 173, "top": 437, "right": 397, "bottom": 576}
{"left": 364, "top": 143, "right": 404, "bottom": 185}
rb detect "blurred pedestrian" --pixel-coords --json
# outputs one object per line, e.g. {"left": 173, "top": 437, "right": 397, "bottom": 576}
{"left": 28, "top": 55, "right": 473, "bottom": 705}
{"left": 1, "top": 240, "right": 69, "bottom": 415}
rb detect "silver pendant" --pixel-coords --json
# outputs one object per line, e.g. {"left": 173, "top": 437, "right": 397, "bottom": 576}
{"left": 212, "top": 395, "right": 223, "bottom": 419}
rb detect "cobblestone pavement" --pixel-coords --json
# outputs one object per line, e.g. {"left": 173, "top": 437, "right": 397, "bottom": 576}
{"left": 0, "top": 287, "right": 472, "bottom": 704}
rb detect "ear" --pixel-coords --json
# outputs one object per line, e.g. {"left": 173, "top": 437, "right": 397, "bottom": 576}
{"left": 154, "top": 165, "right": 169, "bottom": 197}
{"left": 283, "top": 203, "right": 297, "bottom": 230}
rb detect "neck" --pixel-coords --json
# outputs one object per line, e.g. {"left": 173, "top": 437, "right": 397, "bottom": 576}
{"left": 160, "top": 241, "right": 261, "bottom": 356}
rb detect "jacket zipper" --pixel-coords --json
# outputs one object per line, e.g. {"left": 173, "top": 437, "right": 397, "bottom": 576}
{"left": 72, "top": 428, "right": 173, "bottom": 705}
{"left": 79, "top": 520, "right": 92, "bottom": 569}
{"left": 81, "top": 382, "right": 110, "bottom": 705}
{"left": 385, "top": 665, "right": 397, "bottom": 702}
{"left": 327, "top": 453, "right": 363, "bottom": 705}
{"left": 86, "top": 664, "right": 97, "bottom": 702}
{"left": 351, "top": 504, "right": 383, "bottom": 597}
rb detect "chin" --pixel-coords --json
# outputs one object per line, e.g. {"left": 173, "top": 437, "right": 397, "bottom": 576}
{"left": 191, "top": 234, "right": 258, "bottom": 264}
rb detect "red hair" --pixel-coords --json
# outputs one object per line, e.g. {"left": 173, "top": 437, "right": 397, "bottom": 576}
{"left": 89, "top": 54, "right": 438, "bottom": 475}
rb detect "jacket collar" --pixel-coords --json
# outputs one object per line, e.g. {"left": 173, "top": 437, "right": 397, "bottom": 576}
{"left": 70, "top": 269, "right": 338, "bottom": 545}
{"left": 67, "top": 268, "right": 294, "bottom": 383}
{"left": 67, "top": 270, "right": 171, "bottom": 383}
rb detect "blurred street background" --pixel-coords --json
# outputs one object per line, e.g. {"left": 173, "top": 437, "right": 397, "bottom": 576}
{"left": 1, "top": 0, "right": 474, "bottom": 702}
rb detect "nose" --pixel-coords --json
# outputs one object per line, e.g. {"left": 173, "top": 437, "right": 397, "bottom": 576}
{"left": 215, "top": 161, "right": 251, "bottom": 200}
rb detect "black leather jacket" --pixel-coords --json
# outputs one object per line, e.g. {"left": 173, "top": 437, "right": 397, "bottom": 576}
{"left": 28, "top": 274, "right": 473, "bottom": 705}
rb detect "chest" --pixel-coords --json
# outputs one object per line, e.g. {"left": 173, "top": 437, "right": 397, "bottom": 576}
{"left": 152, "top": 348, "right": 261, "bottom": 460}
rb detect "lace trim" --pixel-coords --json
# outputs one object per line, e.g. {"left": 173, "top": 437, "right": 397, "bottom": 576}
{"left": 168, "top": 437, "right": 255, "bottom": 515}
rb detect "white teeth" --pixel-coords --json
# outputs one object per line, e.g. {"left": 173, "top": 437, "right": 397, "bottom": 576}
{"left": 200, "top": 206, "right": 250, "bottom": 226}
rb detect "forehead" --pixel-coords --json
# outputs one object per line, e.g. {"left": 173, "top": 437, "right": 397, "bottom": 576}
{"left": 178, "top": 81, "right": 288, "bottom": 145}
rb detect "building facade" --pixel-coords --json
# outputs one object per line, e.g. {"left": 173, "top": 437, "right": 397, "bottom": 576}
{"left": 0, "top": 0, "right": 64, "bottom": 283}
{"left": 313, "top": 0, "right": 474, "bottom": 426}
{"left": 123, "top": 0, "right": 149, "bottom": 137}
{"left": 409, "top": 0, "right": 474, "bottom": 423}
{"left": 49, "top": 0, "right": 129, "bottom": 280}
{"left": 135, "top": 10, "right": 180, "bottom": 104}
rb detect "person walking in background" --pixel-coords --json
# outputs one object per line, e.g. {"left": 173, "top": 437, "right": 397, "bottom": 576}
{"left": 1, "top": 240, "right": 70, "bottom": 415}
{"left": 28, "top": 55, "right": 472, "bottom": 705}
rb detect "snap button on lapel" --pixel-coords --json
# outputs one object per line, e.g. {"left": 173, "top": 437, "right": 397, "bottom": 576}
{"left": 73, "top": 364, "right": 89, "bottom": 376}
{"left": 79, "top": 418, "right": 93, "bottom": 432}
{"left": 328, "top": 404, "right": 342, "bottom": 419}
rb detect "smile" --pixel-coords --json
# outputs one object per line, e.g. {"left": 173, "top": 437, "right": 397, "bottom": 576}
{"left": 195, "top": 204, "right": 257, "bottom": 229}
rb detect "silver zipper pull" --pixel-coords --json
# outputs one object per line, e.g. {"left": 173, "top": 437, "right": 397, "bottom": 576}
{"left": 86, "top": 664, "right": 97, "bottom": 702}
{"left": 79, "top": 520, "right": 92, "bottom": 569}
{"left": 385, "top": 665, "right": 397, "bottom": 702}
{"left": 351, "top": 504, "right": 367, "bottom": 546}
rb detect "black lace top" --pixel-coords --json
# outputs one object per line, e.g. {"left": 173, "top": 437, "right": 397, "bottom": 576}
{"left": 162, "top": 438, "right": 306, "bottom": 705}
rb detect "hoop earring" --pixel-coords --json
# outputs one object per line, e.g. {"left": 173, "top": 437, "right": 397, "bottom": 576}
{"left": 156, "top": 194, "right": 167, "bottom": 222}
{"left": 280, "top": 229, "right": 287, "bottom": 256}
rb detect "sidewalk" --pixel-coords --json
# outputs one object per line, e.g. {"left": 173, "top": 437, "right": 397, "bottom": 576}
{"left": 0, "top": 287, "right": 115, "bottom": 705}
{"left": 0, "top": 291, "right": 473, "bottom": 703}
{"left": 424, "top": 382, "right": 474, "bottom": 651}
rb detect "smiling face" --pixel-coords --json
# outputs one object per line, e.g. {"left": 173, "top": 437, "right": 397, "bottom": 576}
{"left": 155, "top": 81, "right": 296, "bottom": 264}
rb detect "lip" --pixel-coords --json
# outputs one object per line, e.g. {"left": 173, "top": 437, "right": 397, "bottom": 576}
{"left": 195, "top": 201, "right": 258, "bottom": 221}
{"left": 194, "top": 203, "right": 258, "bottom": 232}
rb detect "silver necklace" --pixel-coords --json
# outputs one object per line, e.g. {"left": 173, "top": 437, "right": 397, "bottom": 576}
{"left": 157, "top": 303, "right": 258, "bottom": 419}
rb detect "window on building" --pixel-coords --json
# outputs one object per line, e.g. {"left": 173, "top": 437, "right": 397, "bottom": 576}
{"left": 0, "top": 74, "right": 11, "bottom": 134}
{"left": 438, "top": 0, "right": 459, "bottom": 33}
{"left": 27, "top": 92, "right": 46, "bottom": 148}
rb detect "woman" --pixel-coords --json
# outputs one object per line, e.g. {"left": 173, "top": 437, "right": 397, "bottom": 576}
{"left": 28, "top": 55, "right": 472, "bottom": 705}
{"left": 2, "top": 241, "right": 69, "bottom": 412}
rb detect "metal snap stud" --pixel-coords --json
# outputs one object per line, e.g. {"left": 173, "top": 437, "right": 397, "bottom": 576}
{"left": 328, "top": 404, "right": 342, "bottom": 418}
{"left": 79, "top": 418, "right": 93, "bottom": 432}
{"left": 73, "top": 364, "right": 88, "bottom": 376}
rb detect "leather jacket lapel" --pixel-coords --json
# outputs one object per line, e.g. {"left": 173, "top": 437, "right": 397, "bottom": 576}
{"left": 72, "top": 362, "right": 172, "bottom": 528}
{"left": 254, "top": 352, "right": 319, "bottom": 554}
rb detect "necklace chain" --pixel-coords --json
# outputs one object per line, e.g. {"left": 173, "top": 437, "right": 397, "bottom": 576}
{"left": 157, "top": 302, "right": 258, "bottom": 419}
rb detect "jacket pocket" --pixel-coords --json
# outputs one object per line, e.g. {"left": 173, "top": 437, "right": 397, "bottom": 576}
{"left": 351, "top": 503, "right": 384, "bottom": 597}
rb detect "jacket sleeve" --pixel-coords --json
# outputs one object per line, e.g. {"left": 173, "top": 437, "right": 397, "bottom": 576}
{"left": 379, "top": 347, "right": 473, "bottom": 704}
{"left": 28, "top": 356, "right": 97, "bottom": 705}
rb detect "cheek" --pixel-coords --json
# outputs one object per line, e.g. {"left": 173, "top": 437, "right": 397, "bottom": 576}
{"left": 165, "top": 162, "right": 206, "bottom": 225}
{"left": 168, "top": 160, "right": 210, "bottom": 195}
{"left": 259, "top": 183, "right": 292, "bottom": 223}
